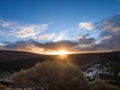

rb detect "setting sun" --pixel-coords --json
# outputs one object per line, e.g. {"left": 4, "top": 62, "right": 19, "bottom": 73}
{"left": 57, "top": 50, "right": 70, "bottom": 56}
{"left": 49, "top": 49, "right": 70, "bottom": 55}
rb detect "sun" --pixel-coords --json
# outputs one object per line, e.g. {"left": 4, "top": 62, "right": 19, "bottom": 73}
{"left": 58, "top": 50, "right": 69, "bottom": 56}
{"left": 49, "top": 49, "right": 70, "bottom": 55}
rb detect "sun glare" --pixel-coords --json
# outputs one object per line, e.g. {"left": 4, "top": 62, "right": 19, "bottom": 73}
{"left": 49, "top": 49, "right": 70, "bottom": 55}
{"left": 58, "top": 50, "right": 69, "bottom": 56}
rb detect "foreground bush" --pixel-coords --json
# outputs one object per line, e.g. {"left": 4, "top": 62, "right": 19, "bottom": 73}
{"left": 11, "top": 60, "right": 90, "bottom": 90}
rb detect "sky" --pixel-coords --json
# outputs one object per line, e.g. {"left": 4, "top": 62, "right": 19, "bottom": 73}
{"left": 0, "top": 0, "right": 120, "bottom": 53}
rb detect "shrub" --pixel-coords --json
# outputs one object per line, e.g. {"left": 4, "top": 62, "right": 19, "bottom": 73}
{"left": 11, "top": 60, "right": 90, "bottom": 90}
{"left": 91, "top": 79, "right": 120, "bottom": 90}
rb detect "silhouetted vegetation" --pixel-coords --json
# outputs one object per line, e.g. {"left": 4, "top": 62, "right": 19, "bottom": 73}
{"left": 11, "top": 60, "right": 120, "bottom": 90}
{"left": 11, "top": 60, "right": 90, "bottom": 90}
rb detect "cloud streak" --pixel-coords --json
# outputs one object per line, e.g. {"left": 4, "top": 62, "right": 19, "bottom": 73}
{"left": 53, "top": 31, "right": 68, "bottom": 42}
{"left": 0, "top": 19, "right": 48, "bottom": 39}
{"left": 38, "top": 33, "right": 55, "bottom": 41}
{"left": 16, "top": 24, "right": 48, "bottom": 39}
{"left": 78, "top": 22, "right": 95, "bottom": 30}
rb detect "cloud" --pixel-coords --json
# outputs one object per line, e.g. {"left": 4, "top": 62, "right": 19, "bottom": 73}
{"left": 73, "top": 14, "right": 120, "bottom": 52}
{"left": 3, "top": 40, "right": 77, "bottom": 53}
{"left": 53, "top": 31, "right": 68, "bottom": 42}
{"left": 102, "top": 35, "right": 112, "bottom": 40}
{"left": 43, "top": 40, "right": 77, "bottom": 50}
{"left": 38, "top": 33, "right": 55, "bottom": 41}
{"left": 0, "top": 19, "right": 14, "bottom": 27}
{"left": 72, "top": 34, "right": 97, "bottom": 51}
{"left": 0, "top": 18, "right": 71, "bottom": 43}
{"left": 97, "top": 14, "right": 120, "bottom": 50}
{"left": 1, "top": 14, "right": 120, "bottom": 53}
{"left": 0, "top": 31, "right": 6, "bottom": 35}
{"left": 38, "top": 31, "right": 69, "bottom": 41}
{"left": 102, "top": 14, "right": 120, "bottom": 34}
{"left": 76, "top": 34, "right": 96, "bottom": 45}
{"left": 0, "top": 46, "right": 5, "bottom": 50}
{"left": 78, "top": 22, "right": 95, "bottom": 30}
{"left": 15, "top": 24, "right": 48, "bottom": 39}
{"left": 0, "top": 19, "right": 48, "bottom": 39}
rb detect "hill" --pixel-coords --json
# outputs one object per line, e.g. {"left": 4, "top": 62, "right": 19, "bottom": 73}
{"left": 0, "top": 50, "right": 120, "bottom": 73}
{"left": 0, "top": 50, "right": 48, "bottom": 72}
{"left": 0, "top": 50, "right": 120, "bottom": 87}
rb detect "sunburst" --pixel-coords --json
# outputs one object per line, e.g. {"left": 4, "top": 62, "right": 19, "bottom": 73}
{"left": 49, "top": 49, "right": 70, "bottom": 55}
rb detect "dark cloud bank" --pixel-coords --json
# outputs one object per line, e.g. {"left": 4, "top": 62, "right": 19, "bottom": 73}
{"left": 1, "top": 14, "right": 120, "bottom": 53}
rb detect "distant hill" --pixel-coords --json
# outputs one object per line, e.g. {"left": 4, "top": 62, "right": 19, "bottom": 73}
{"left": 0, "top": 50, "right": 48, "bottom": 72}
{"left": 0, "top": 50, "right": 120, "bottom": 73}
{"left": 68, "top": 51, "right": 120, "bottom": 69}
{"left": 0, "top": 50, "right": 44, "bottom": 61}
